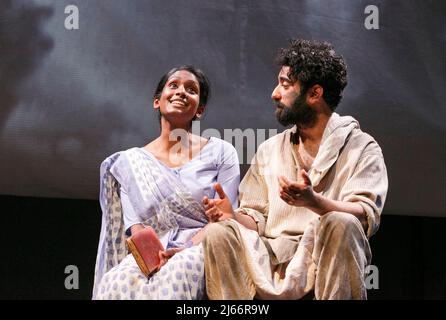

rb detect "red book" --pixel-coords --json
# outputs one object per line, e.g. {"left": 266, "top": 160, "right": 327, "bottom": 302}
{"left": 126, "top": 226, "right": 164, "bottom": 277}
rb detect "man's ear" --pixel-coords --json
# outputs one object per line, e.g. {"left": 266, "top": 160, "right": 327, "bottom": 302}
{"left": 307, "top": 85, "right": 324, "bottom": 105}
{"left": 153, "top": 98, "right": 160, "bottom": 110}
{"left": 195, "top": 105, "right": 205, "bottom": 119}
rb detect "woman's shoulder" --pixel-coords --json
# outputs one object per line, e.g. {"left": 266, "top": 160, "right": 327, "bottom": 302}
{"left": 206, "top": 137, "right": 239, "bottom": 165}
{"left": 100, "top": 147, "right": 142, "bottom": 169}
{"left": 208, "top": 137, "right": 237, "bottom": 153}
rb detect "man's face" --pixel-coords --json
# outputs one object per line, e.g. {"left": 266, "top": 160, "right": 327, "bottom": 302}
{"left": 271, "top": 66, "right": 316, "bottom": 127}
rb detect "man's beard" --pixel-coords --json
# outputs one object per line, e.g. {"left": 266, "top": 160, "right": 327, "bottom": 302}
{"left": 275, "top": 93, "right": 317, "bottom": 127}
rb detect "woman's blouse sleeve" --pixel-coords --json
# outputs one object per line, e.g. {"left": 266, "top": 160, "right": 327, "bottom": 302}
{"left": 215, "top": 141, "right": 240, "bottom": 209}
{"left": 120, "top": 185, "right": 142, "bottom": 236}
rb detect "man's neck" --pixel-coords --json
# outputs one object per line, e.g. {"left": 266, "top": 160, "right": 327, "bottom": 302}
{"left": 298, "top": 111, "right": 332, "bottom": 145}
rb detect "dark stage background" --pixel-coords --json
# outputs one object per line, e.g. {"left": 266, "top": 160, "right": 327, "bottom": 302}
{"left": 1, "top": 0, "right": 445, "bottom": 299}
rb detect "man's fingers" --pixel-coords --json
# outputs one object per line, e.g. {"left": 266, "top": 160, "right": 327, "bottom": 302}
{"left": 288, "top": 183, "right": 305, "bottom": 193}
{"left": 278, "top": 176, "right": 289, "bottom": 188}
{"left": 214, "top": 183, "right": 226, "bottom": 199}
{"left": 300, "top": 169, "right": 312, "bottom": 186}
{"left": 280, "top": 191, "right": 294, "bottom": 204}
{"left": 278, "top": 176, "right": 292, "bottom": 195}
{"left": 202, "top": 196, "right": 209, "bottom": 205}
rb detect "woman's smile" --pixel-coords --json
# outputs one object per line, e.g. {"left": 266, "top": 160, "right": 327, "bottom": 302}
{"left": 169, "top": 98, "right": 187, "bottom": 107}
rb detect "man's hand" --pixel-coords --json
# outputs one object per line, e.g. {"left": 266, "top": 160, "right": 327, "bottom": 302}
{"left": 202, "top": 183, "right": 234, "bottom": 222}
{"left": 279, "top": 170, "right": 368, "bottom": 225}
{"left": 278, "top": 169, "right": 318, "bottom": 209}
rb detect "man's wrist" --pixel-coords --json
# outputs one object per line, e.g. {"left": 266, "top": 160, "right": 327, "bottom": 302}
{"left": 311, "top": 192, "right": 327, "bottom": 216}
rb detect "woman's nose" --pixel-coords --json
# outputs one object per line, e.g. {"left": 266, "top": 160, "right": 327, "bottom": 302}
{"left": 175, "top": 85, "right": 186, "bottom": 96}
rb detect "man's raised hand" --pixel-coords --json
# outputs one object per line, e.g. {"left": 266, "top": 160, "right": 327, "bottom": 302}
{"left": 278, "top": 169, "right": 317, "bottom": 208}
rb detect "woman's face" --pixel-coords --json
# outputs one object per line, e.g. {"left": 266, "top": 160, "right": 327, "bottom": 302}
{"left": 154, "top": 70, "right": 204, "bottom": 124}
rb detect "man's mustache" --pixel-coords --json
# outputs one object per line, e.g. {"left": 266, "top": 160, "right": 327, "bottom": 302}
{"left": 275, "top": 102, "right": 288, "bottom": 109}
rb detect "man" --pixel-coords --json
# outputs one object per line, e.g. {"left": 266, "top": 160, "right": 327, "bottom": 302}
{"left": 202, "top": 39, "right": 388, "bottom": 300}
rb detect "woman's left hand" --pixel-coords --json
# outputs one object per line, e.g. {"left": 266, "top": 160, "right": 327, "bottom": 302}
{"left": 202, "top": 183, "right": 234, "bottom": 222}
{"left": 157, "top": 247, "right": 184, "bottom": 270}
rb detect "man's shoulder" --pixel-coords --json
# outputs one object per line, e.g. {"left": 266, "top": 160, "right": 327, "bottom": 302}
{"left": 257, "top": 128, "right": 293, "bottom": 152}
{"left": 349, "top": 126, "right": 384, "bottom": 157}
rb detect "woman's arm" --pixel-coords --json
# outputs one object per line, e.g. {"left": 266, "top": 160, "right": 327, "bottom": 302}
{"left": 120, "top": 186, "right": 145, "bottom": 236}
{"left": 214, "top": 142, "right": 240, "bottom": 209}
{"left": 200, "top": 142, "right": 259, "bottom": 231}
{"left": 203, "top": 183, "right": 258, "bottom": 231}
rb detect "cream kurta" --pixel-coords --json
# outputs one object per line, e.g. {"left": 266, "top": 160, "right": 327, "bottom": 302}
{"left": 237, "top": 112, "right": 388, "bottom": 264}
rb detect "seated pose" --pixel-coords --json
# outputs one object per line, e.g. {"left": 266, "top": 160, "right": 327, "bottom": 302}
{"left": 202, "top": 39, "right": 388, "bottom": 300}
{"left": 93, "top": 65, "right": 240, "bottom": 300}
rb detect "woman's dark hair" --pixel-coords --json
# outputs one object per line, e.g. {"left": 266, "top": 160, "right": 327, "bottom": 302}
{"left": 153, "top": 65, "right": 211, "bottom": 108}
{"left": 275, "top": 39, "right": 347, "bottom": 110}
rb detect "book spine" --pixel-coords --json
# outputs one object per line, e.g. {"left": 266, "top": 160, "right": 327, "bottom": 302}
{"left": 126, "top": 238, "right": 150, "bottom": 277}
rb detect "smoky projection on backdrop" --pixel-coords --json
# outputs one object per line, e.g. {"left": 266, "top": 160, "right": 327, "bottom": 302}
{"left": 0, "top": 0, "right": 445, "bottom": 218}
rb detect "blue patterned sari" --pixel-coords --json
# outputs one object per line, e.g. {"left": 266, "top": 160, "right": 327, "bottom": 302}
{"left": 93, "top": 148, "right": 208, "bottom": 299}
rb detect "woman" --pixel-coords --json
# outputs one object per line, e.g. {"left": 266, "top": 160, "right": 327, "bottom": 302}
{"left": 93, "top": 66, "right": 240, "bottom": 299}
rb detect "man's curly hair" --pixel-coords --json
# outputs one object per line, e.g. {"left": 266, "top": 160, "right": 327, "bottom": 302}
{"left": 276, "top": 39, "right": 347, "bottom": 110}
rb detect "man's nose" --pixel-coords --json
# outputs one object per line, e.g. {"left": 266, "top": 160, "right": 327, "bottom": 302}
{"left": 271, "top": 85, "right": 281, "bottom": 100}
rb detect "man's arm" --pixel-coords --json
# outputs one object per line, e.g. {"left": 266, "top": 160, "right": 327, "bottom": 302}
{"left": 232, "top": 210, "right": 258, "bottom": 231}
{"left": 311, "top": 194, "right": 367, "bottom": 230}
{"left": 279, "top": 170, "right": 368, "bottom": 231}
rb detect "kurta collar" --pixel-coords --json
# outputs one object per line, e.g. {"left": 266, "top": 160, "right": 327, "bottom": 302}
{"left": 287, "top": 112, "right": 360, "bottom": 186}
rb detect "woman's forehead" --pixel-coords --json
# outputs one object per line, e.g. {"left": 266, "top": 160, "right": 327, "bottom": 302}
{"left": 168, "top": 70, "right": 198, "bottom": 83}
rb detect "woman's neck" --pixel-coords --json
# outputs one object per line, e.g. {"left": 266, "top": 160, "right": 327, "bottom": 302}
{"left": 147, "top": 120, "right": 206, "bottom": 167}
{"left": 156, "top": 117, "right": 195, "bottom": 152}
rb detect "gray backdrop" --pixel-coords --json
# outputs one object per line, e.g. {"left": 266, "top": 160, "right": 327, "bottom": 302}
{"left": 1, "top": 0, "right": 445, "bottom": 217}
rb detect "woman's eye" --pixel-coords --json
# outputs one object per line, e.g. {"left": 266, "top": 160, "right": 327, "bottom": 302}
{"left": 169, "top": 83, "right": 178, "bottom": 88}
{"left": 187, "top": 88, "right": 198, "bottom": 94}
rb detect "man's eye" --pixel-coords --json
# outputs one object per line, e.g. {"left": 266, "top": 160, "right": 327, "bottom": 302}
{"left": 280, "top": 80, "right": 291, "bottom": 88}
{"left": 169, "top": 83, "right": 178, "bottom": 88}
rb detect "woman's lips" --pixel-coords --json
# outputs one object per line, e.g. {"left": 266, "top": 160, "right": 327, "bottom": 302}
{"left": 170, "top": 100, "right": 187, "bottom": 106}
